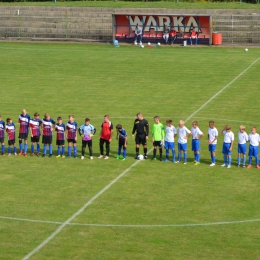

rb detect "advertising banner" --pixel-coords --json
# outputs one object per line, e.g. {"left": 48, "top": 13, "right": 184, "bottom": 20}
{"left": 112, "top": 14, "right": 212, "bottom": 45}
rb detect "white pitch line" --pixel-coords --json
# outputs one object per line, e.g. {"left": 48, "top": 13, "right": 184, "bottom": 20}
{"left": 1, "top": 215, "right": 260, "bottom": 228}
{"left": 185, "top": 57, "right": 260, "bottom": 123}
{"left": 22, "top": 56, "right": 260, "bottom": 260}
{"left": 0, "top": 216, "right": 63, "bottom": 225}
{"left": 22, "top": 160, "right": 140, "bottom": 260}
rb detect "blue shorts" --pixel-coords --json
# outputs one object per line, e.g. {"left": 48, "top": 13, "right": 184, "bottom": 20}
{"left": 178, "top": 143, "right": 187, "bottom": 151}
{"left": 165, "top": 141, "right": 174, "bottom": 150}
{"left": 238, "top": 143, "right": 246, "bottom": 154}
{"left": 248, "top": 145, "right": 259, "bottom": 157}
{"left": 222, "top": 142, "right": 232, "bottom": 155}
{"left": 208, "top": 144, "right": 217, "bottom": 152}
{"left": 192, "top": 139, "right": 200, "bottom": 152}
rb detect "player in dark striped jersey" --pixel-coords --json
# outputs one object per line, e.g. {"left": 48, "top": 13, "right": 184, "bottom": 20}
{"left": 29, "top": 113, "right": 41, "bottom": 156}
{"left": 66, "top": 115, "right": 78, "bottom": 158}
{"left": 18, "top": 109, "right": 30, "bottom": 157}
{"left": 0, "top": 115, "right": 5, "bottom": 156}
{"left": 132, "top": 112, "right": 149, "bottom": 159}
{"left": 55, "top": 117, "right": 66, "bottom": 158}
{"left": 6, "top": 118, "right": 17, "bottom": 156}
{"left": 41, "top": 113, "right": 55, "bottom": 157}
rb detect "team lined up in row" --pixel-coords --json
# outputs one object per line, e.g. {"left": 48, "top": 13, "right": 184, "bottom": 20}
{"left": 0, "top": 110, "right": 259, "bottom": 167}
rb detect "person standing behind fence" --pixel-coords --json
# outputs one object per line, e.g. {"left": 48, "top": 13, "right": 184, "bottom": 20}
{"left": 134, "top": 25, "right": 143, "bottom": 45}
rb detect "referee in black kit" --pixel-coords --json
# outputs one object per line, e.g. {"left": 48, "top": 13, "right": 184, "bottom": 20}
{"left": 132, "top": 112, "right": 149, "bottom": 159}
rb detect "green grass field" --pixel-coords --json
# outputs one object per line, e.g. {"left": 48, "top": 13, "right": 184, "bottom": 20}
{"left": 1, "top": 1, "right": 260, "bottom": 9}
{"left": 0, "top": 42, "right": 260, "bottom": 260}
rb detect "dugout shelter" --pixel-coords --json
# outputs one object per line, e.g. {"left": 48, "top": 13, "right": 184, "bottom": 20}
{"left": 112, "top": 14, "right": 213, "bottom": 45}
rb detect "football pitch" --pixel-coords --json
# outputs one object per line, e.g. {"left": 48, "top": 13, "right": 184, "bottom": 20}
{"left": 0, "top": 42, "right": 260, "bottom": 260}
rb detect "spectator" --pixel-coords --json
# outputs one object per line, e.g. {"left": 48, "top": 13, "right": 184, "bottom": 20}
{"left": 163, "top": 25, "right": 170, "bottom": 44}
{"left": 190, "top": 27, "right": 198, "bottom": 46}
{"left": 169, "top": 28, "right": 177, "bottom": 45}
{"left": 134, "top": 25, "right": 142, "bottom": 45}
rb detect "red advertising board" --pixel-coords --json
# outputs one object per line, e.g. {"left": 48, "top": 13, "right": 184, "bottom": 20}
{"left": 112, "top": 14, "right": 212, "bottom": 45}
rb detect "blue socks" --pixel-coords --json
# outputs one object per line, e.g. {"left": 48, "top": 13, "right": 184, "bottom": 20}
{"left": 248, "top": 156, "right": 252, "bottom": 165}
{"left": 184, "top": 152, "right": 187, "bottom": 163}
{"left": 31, "top": 145, "right": 34, "bottom": 153}
{"left": 228, "top": 156, "right": 232, "bottom": 165}
{"left": 212, "top": 155, "right": 216, "bottom": 163}
{"left": 223, "top": 155, "right": 227, "bottom": 165}
{"left": 238, "top": 156, "right": 241, "bottom": 165}
{"left": 68, "top": 146, "right": 71, "bottom": 157}
{"left": 43, "top": 145, "right": 47, "bottom": 155}
{"left": 243, "top": 156, "right": 246, "bottom": 166}
{"left": 123, "top": 148, "right": 126, "bottom": 158}
{"left": 57, "top": 146, "right": 60, "bottom": 155}
{"left": 8, "top": 147, "right": 11, "bottom": 154}
{"left": 37, "top": 144, "right": 40, "bottom": 154}
{"left": 74, "top": 146, "right": 77, "bottom": 157}
{"left": 19, "top": 142, "right": 22, "bottom": 152}
{"left": 118, "top": 147, "right": 121, "bottom": 156}
{"left": 49, "top": 145, "right": 53, "bottom": 155}
{"left": 1, "top": 144, "right": 4, "bottom": 154}
{"left": 24, "top": 143, "right": 28, "bottom": 154}
{"left": 172, "top": 150, "right": 175, "bottom": 162}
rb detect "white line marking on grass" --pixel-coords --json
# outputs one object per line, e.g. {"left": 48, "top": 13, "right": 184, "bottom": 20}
{"left": 1, "top": 215, "right": 260, "bottom": 228}
{"left": 70, "top": 218, "right": 260, "bottom": 227}
{"left": 185, "top": 57, "right": 260, "bottom": 122}
{"left": 0, "top": 216, "right": 63, "bottom": 225}
{"left": 22, "top": 160, "right": 140, "bottom": 260}
{"left": 21, "top": 56, "right": 260, "bottom": 259}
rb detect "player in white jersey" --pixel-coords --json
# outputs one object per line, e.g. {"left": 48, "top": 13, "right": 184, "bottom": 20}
{"left": 164, "top": 119, "right": 177, "bottom": 162}
{"left": 221, "top": 125, "right": 234, "bottom": 168}
{"left": 176, "top": 120, "right": 191, "bottom": 164}
{"left": 237, "top": 125, "right": 248, "bottom": 168}
{"left": 247, "top": 126, "right": 260, "bottom": 169}
{"left": 190, "top": 121, "right": 204, "bottom": 165}
{"left": 208, "top": 120, "right": 218, "bottom": 166}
